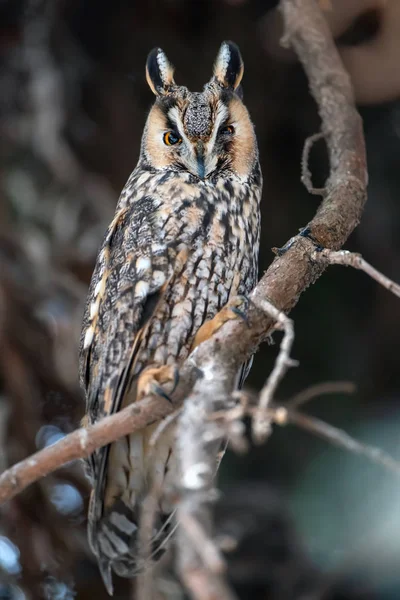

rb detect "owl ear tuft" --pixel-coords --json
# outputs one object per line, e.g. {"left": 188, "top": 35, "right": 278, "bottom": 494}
{"left": 146, "top": 48, "right": 175, "bottom": 96}
{"left": 213, "top": 41, "right": 244, "bottom": 91}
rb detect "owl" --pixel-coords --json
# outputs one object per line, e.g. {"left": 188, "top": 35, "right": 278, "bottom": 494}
{"left": 79, "top": 41, "right": 262, "bottom": 594}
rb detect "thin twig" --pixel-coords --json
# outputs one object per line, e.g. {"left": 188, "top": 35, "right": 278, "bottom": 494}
{"left": 0, "top": 395, "right": 173, "bottom": 504}
{"left": 301, "top": 132, "right": 326, "bottom": 195}
{"left": 273, "top": 408, "right": 400, "bottom": 476}
{"left": 286, "top": 380, "right": 356, "bottom": 408}
{"left": 179, "top": 512, "right": 226, "bottom": 574}
{"left": 180, "top": 568, "right": 238, "bottom": 600}
{"left": 252, "top": 298, "right": 298, "bottom": 443}
{"left": 313, "top": 249, "right": 400, "bottom": 298}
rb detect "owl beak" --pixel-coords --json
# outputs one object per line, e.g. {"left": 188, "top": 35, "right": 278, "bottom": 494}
{"left": 195, "top": 142, "right": 205, "bottom": 180}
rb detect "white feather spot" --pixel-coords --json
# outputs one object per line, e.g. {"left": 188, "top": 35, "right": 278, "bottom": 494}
{"left": 134, "top": 280, "right": 149, "bottom": 299}
{"left": 83, "top": 327, "right": 94, "bottom": 349}
{"left": 89, "top": 299, "right": 99, "bottom": 320}
{"left": 136, "top": 172, "right": 150, "bottom": 187}
{"left": 136, "top": 256, "right": 151, "bottom": 273}
{"left": 157, "top": 49, "right": 171, "bottom": 82}
{"left": 218, "top": 42, "right": 231, "bottom": 72}
{"left": 152, "top": 243, "right": 166, "bottom": 255}
{"left": 94, "top": 276, "right": 106, "bottom": 298}
{"left": 152, "top": 270, "right": 166, "bottom": 287}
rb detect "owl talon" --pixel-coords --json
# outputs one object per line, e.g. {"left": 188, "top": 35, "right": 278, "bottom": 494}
{"left": 171, "top": 366, "right": 180, "bottom": 394}
{"left": 192, "top": 295, "right": 250, "bottom": 349}
{"left": 150, "top": 384, "right": 173, "bottom": 403}
{"left": 230, "top": 306, "right": 249, "bottom": 325}
{"left": 137, "top": 364, "right": 179, "bottom": 403}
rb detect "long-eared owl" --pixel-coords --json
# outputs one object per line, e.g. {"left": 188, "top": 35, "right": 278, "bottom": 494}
{"left": 79, "top": 41, "right": 262, "bottom": 594}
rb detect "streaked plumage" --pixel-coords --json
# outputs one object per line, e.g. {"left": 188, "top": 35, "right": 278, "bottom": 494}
{"left": 79, "top": 40, "right": 262, "bottom": 594}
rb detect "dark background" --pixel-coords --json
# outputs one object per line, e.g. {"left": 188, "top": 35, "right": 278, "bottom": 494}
{"left": 1, "top": 0, "right": 400, "bottom": 598}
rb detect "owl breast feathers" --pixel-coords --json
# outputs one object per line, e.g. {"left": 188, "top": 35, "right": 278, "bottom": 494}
{"left": 79, "top": 40, "right": 262, "bottom": 594}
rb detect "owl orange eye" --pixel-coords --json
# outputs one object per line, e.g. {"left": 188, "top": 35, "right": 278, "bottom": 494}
{"left": 219, "top": 125, "right": 235, "bottom": 135}
{"left": 163, "top": 131, "right": 182, "bottom": 146}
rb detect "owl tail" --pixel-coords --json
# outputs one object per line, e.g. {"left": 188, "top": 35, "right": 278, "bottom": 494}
{"left": 88, "top": 426, "right": 176, "bottom": 595}
{"left": 90, "top": 491, "right": 174, "bottom": 595}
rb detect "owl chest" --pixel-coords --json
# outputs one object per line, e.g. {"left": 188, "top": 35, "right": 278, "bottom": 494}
{"left": 142, "top": 235, "right": 253, "bottom": 368}
{"left": 151, "top": 176, "right": 257, "bottom": 251}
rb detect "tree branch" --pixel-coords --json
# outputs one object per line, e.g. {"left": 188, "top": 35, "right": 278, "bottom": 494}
{"left": 0, "top": 395, "right": 173, "bottom": 504}
{"left": 252, "top": 299, "right": 298, "bottom": 443}
{"left": 312, "top": 249, "right": 400, "bottom": 298}
{"left": 277, "top": 408, "right": 400, "bottom": 477}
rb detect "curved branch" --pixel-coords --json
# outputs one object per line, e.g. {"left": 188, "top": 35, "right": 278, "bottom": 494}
{"left": 189, "top": 0, "right": 367, "bottom": 380}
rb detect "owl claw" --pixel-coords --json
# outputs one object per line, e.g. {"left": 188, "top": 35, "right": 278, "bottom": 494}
{"left": 137, "top": 364, "right": 179, "bottom": 404}
{"left": 150, "top": 384, "right": 173, "bottom": 403}
{"left": 192, "top": 295, "right": 250, "bottom": 349}
{"left": 171, "top": 366, "right": 180, "bottom": 393}
{"left": 230, "top": 306, "right": 248, "bottom": 323}
{"left": 228, "top": 295, "right": 250, "bottom": 325}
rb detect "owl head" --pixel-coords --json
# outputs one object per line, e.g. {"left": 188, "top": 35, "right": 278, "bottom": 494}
{"left": 142, "top": 41, "right": 257, "bottom": 181}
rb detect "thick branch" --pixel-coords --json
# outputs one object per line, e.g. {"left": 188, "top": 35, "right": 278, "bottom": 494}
{"left": 185, "top": 0, "right": 367, "bottom": 385}
{"left": 177, "top": 358, "right": 238, "bottom": 600}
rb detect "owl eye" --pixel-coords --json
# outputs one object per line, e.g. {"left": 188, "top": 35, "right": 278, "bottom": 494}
{"left": 163, "top": 131, "right": 182, "bottom": 146}
{"left": 219, "top": 125, "right": 235, "bottom": 136}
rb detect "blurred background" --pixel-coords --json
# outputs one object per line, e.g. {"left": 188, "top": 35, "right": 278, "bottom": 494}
{"left": 1, "top": 0, "right": 400, "bottom": 598}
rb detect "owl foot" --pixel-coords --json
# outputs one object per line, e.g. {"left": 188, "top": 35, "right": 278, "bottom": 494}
{"left": 137, "top": 364, "right": 179, "bottom": 403}
{"left": 192, "top": 295, "right": 249, "bottom": 350}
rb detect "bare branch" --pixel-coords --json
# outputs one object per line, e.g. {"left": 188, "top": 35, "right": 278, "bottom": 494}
{"left": 0, "top": 395, "right": 173, "bottom": 504}
{"left": 286, "top": 380, "right": 356, "bottom": 409}
{"left": 275, "top": 408, "right": 400, "bottom": 476}
{"left": 313, "top": 249, "right": 400, "bottom": 298}
{"left": 252, "top": 299, "right": 298, "bottom": 443}
{"left": 179, "top": 567, "right": 237, "bottom": 600}
{"left": 179, "top": 512, "right": 226, "bottom": 574}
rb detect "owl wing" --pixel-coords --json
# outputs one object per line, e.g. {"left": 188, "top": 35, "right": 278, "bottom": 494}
{"left": 79, "top": 199, "right": 180, "bottom": 483}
